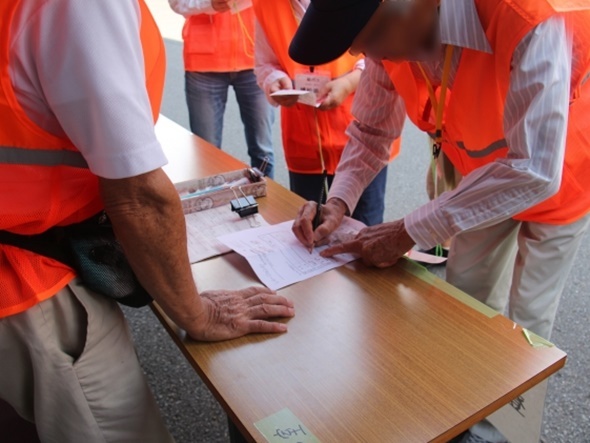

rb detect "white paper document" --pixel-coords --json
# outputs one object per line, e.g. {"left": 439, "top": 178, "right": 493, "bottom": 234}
{"left": 270, "top": 89, "right": 324, "bottom": 108}
{"left": 218, "top": 218, "right": 365, "bottom": 290}
{"left": 185, "top": 206, "right": 268, "bottom": 264}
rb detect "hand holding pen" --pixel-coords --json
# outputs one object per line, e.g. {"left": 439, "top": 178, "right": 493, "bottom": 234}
{"left": 293, "top": 197, "right": 347, "bottom": 253}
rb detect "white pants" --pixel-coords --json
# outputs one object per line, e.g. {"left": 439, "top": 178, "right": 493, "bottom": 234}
{"left": 447, "top": 214, "right": 590, "bottom": 441}
{"left": 0, "top": 279, "right": 174, "bottom": 443}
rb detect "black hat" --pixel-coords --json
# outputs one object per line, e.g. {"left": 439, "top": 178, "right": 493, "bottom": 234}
{"left": 289, "top": 0, "right": 381, "bottom": 66}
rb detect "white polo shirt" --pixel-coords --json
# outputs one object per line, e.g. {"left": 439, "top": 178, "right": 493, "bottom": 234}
{"left": 9, "top": 0, "right": 168, "bottom": 179}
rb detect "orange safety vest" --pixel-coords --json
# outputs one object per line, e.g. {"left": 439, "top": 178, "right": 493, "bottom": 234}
{"left": 0, "top": 0, "right": 166, "bottom": 318}
{"left": 383, "top": 0, "right": 590, "bottom": 225}
{"left": 182, "top": 9, "right": 255, "bottom": 73}
{"left": 253, "top": 0, "right": 399, "bottom": 174}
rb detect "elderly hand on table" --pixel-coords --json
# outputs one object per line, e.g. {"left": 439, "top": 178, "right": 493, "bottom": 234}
{"left": 292, "top": 198, "right": 415, "bottom": 268}
{"left": 322, "top": 220, "right": 415, "bottom": 268}
{"left": 193, "top": 287, "right": 295, "bottom": 341}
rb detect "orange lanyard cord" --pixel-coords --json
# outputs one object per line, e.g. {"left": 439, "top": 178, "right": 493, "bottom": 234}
{"left": 417, "top": 44, "right": 454, "bottom": 158}
{"left": 232, "top": 1, "right": 255, "bottom": 59}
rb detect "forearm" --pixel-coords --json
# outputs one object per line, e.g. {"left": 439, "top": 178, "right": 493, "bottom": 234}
{"left": 99, "top": 169, "right": 205, "bottom": 335}
{"left": 404, "top": 160, "right": 562, "bottom": 249}
{"left": 339, "top": 68, "right": 362, "bottom": 96}
{"left": 328, "top": 123, "right": 394, "bottom": 213}
{"left": 169, "top": 0, "right": 216, "bottom": 16}
{"left": 254, "top": 21, "right": 289, "bottom": 104}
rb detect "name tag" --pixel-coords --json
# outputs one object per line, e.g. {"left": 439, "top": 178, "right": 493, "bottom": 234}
{"left": 294, "top": 70, "right": 331, "bottom": 107}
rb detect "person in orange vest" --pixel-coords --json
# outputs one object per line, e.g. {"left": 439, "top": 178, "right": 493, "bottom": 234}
{"left": 169, "top": 0, "right": 276, "bottom": 178}
{"left": 290, "top": 1, "right": 590, "bottom": 442}
{"left": 0, "top": 1, "right": 294, "bottom": 441}
{"left": 252, "top": 0, "right": 399, "bottom": 226}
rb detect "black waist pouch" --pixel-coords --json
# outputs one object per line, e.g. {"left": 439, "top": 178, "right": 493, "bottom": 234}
{"left": 0, "top": 212, "right": 152, "bottom": 308}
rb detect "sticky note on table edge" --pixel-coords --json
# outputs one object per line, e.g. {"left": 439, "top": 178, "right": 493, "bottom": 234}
{"left": 255, "top": 408, "right": 321, "bottom": 443}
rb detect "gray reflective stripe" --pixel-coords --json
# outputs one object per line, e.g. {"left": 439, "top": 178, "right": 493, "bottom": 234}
{"left": 0, "top": 146, "right": 88, "bottom": 168}
{"left": 425, "top": 132, "right": 508, "bottom": 159}
{"left": 456, "top": 138, "right": 508, "bottom": 158}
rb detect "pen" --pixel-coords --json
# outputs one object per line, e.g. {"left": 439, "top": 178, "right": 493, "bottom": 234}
{"left": 180, "top": 177, "right": 250, "bottom": 200}
{"left": 310, "top": 170, "right": 328, "bottom": 254}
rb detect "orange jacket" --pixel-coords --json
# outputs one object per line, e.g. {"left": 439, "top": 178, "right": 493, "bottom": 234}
{"left": 383, "top": 0, "right": 590, "bottom": 225}
{"left": 253, "top": 0, "right": 399, "bottom": 174}
{"left": 182, "top": 9, "right": 255, "bottom": 73}
{"left": 0, "top": 0, "right": 165, "bottom": 318}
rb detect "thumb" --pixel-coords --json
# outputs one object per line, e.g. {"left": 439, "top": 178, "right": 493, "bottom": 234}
{"left": 278, "top": 76, "right": 293, "bottom": 90}
{"left": 313, "top": 217, "right": 340, "bottom": 242}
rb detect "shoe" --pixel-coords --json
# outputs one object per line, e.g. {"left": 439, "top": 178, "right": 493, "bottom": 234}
{"left": 457, "top": 431, "right": 502, "bottom": 443}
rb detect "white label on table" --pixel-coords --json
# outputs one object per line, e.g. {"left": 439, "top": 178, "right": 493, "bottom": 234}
{"left": 255, "top": 408, "right": 321, "bottom": 443}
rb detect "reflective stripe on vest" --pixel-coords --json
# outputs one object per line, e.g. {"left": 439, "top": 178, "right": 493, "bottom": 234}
{"left": 0, "top": 146, "right": 88, "bottom": 168}
{"left": 426, "top": 133, "right": 508, "bottom": 159}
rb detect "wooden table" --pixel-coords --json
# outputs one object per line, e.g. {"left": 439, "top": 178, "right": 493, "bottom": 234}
{"left": 154, "top": 116, "right": 566, "bottom": 443}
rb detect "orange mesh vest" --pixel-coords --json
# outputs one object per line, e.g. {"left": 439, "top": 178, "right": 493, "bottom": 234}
{"left": 253, "top": 0, "right": 399, "bottom": 174}
{"left": 383, "top": 0, "right": 590, "bottom": 224}
{"left": 182, "top": 8, "right": 255, "bottom": 73}
{"left": 0, "top": 0, "right": 166, "bottom": 318}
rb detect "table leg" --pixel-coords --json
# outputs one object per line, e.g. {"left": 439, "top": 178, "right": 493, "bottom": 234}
{"left": 228, "top": 415, "right": 250, "bottom": 443}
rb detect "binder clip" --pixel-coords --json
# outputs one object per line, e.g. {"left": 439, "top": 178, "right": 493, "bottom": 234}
{"left": 231, "top": 187, "right": 259, "bottom": 218}
{"left": 248, "top": 156, "right": 270, "bottom": 182}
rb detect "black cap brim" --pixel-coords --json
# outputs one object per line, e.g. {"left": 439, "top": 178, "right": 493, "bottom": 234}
{"left": 289, "top": 0, "right": 380, "bottom": 66}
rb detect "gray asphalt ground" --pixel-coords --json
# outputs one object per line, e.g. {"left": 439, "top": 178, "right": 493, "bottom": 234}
{"left": 122, "top": 39, "right": 590, "bottom": 443}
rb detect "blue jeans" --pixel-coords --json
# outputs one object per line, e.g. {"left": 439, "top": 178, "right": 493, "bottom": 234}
{"left": 288, "top": 166, "right": 388, "bottom": 226}
{"left": 185, "top": 70, "right": 275, "bottom": 178}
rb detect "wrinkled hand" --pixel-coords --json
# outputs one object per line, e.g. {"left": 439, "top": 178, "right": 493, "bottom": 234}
{"left": 318, "top": 75, "right": 355, "bottom": 110}
{"left": 292, "top": 198, "right": 347, "bottom": 249}
{"left": 211, "top": 0, "right": 231, "bottom": 12}
{"left": 269, "top": 77, "right": 299, "bottom": 107}
{"left": 320, "top": 219, "right": 415, "bottom": 268}
{"left": 188, "top": 287, "right": 295, "bottom": 341}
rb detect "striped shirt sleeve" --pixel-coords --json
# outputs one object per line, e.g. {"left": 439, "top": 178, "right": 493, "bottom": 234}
{"left": 327, "top": 58, "right": 406, "bottom": 213}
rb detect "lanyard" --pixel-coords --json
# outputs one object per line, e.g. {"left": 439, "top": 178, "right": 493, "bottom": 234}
{"left": 231, "top": 1, "right": 255, "bottom": 58}
{"left": 417, "top": 45, "right": 454, "bottom": 258}
{"left": 416, "top": 44, "right": 454, "bottom": 159}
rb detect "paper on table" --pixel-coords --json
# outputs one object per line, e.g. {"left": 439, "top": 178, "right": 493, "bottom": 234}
{"left": 185, "top": 206, "right": 268, "bottom": 264}
{"left": 218, "top": 217, "right": 365, "bottom": 290}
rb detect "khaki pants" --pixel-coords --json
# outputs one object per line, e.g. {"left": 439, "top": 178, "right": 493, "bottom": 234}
{"left": 0, "top": 279, "right": 174, "bottom": 443}
{"left": 447, "top": 214, "right": 590, "bottom": 339}
{"left": 447, "top": 215, "right": 590, "bottom": 442}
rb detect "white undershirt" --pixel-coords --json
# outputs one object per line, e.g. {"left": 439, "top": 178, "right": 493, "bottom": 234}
{"left": 9, "top": 0, "right": 168, "bottom": 179}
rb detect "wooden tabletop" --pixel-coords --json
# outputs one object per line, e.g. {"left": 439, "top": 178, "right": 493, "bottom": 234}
{"left": 154, "top": 116, "right": 566, "bottom": 443}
